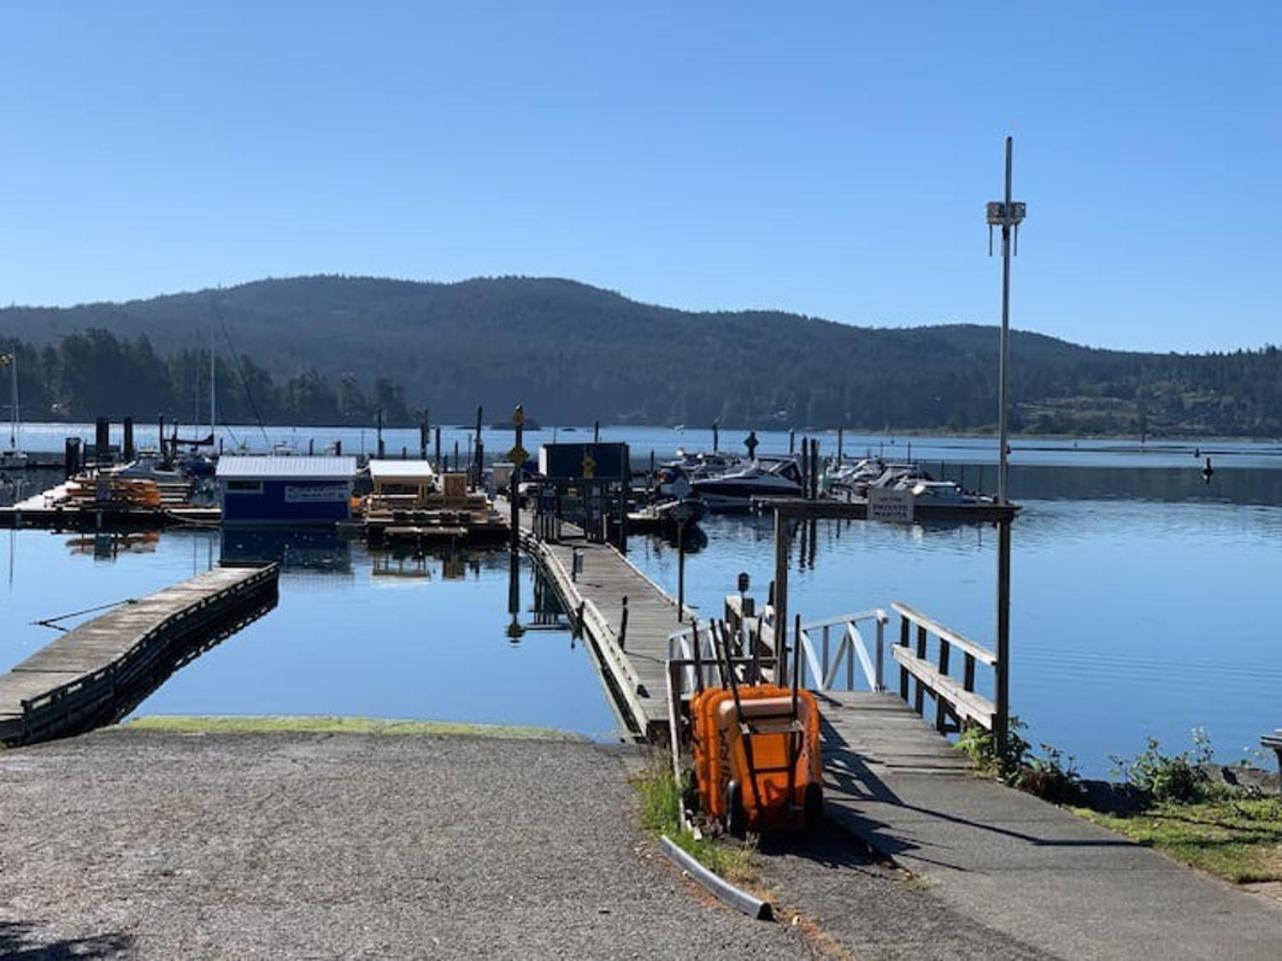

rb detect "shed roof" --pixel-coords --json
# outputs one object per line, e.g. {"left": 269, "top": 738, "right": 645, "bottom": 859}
{"left": 368, "top": 459, "right": 436, "bottom": 482}
{"left": 216, "top": 455, "right": 357, "bottom": 480}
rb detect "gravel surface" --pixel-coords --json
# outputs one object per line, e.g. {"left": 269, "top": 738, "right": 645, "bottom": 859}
{"left": 0, "top": 730, "right": 811, "bottom": 961}
{"left": 757, "top": 824, "right": 1063, "bottom": 961}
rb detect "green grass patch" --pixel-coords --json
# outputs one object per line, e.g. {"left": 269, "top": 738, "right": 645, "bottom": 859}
{"left": 1074, "top": 797, "right": 1282, "bottom": 883}
{"left": 633, "top": 760, "right": 756, "bottom": 884}
{"left": 122, "top": 714, "right": 581, "bottom": 741}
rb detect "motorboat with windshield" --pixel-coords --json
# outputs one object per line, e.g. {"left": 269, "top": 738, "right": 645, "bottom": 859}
{"left": 690, "top": 456, "right": 804, "bottom": 512}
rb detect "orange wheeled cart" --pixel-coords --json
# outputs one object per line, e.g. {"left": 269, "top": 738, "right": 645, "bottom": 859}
{"left": 689, "top": 626, "right": 823, "bottom": 835}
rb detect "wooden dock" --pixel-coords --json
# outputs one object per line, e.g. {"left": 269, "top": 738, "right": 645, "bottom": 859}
{"left": 0, "top": 564, "right": 279, "bottom": 745}
{"left": 0, "top": 480, "right": 221, "bottom": 530}
{"left": 818, "top": 690, "right": 973, "bottom": 777}
{"left": 515, "top": 508, "right": 686, "bottom": 740}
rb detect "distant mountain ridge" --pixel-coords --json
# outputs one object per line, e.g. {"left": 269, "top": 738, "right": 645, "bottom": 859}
{"left": 1, "top": 275, "right": 1279, "bottom": 435}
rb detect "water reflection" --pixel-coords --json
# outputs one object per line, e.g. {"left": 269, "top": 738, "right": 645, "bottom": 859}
{"left": 220, "top": 526, "right": 352, "bottom": 574}
{"left": 1, "top": 528, "right": 621, "bottom": 738}
{"left": 506, "top": 552, "right": 573, "bottom": 641}
{"left": 65, "top": 530, "right": 161, "bottom": 559}
{"left": 647, "top": 524, "right": 710, "bottom": 555}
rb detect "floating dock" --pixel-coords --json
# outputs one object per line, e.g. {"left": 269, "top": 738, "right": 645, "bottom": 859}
{"left": 0, "top": 564, "right": 279, "bottom": 745}
{"left": 0, "top": 480, "right": 220, "bottom": 530}
{"left": 516, "top": 509, "right": 687, "bottom": 740}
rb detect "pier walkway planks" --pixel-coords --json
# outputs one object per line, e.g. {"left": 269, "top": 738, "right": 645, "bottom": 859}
{"left": 818, "top": 690, "right": 1282, "bottom": 961}
{"left": 0, "top": 564, "right": 278, "bottom": 744}
{"left": 513, "top": 508, "right": 684, "bottom": 740}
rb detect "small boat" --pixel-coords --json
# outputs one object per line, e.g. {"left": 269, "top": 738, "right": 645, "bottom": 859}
{"left": 691, "top": 456, "right": 804, "bottom": 512}
{"left": 893, "top": 479, "right": 1013, "bottom": 520}
{"left": 827, "top": 458, "right": 924, "bottom": 498}
{"left": 627, "top": 496, "right": 707, "bottom": 533}
{"left": 897, "top": 479, "right": 992, "bottom": 507}
{"left": 109, "top": 453, "right": 189, "bottom": 484}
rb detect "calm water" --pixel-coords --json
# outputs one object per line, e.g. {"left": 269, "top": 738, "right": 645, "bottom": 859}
{"left": 13, "top": 420, "right": 1282, "bottom": 471}
{"left": 627, "top": 500, "right": 1282, "bottom": 775}
{"left": 0, "top": 529, "right": 619, "bottom": 739}
{"left": 4, "top": 423, "right": 1282, "bottom": 774}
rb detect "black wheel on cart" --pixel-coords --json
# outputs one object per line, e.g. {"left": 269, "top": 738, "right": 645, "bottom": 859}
{"left": 725, "top": 779, "right": 747, "bottom": 838}
{"left": 804, "top": 782, "right": 824, "bottom": 830}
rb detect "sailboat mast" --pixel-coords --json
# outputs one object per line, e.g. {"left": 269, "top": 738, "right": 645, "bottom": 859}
{"left": 8, "top": 351, "right": 17, "bottom": 451}
{"left": 209, "top": 327, "right": 216, "bottom": 440}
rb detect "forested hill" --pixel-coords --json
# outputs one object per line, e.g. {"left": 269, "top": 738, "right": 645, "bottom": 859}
{"left": 1, "top": 275, "right": 1279, "bottom": 436}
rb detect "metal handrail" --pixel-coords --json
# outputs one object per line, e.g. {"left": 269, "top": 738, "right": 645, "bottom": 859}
{"left": 794, "top": 609, "right": 889, "bottom": 693}
{"left": 668, "top": 608, "right": 889, "bottom": 694}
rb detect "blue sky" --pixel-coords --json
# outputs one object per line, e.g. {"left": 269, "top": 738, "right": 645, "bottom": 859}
{"left": 1, "top": 2, "right": 1278, "bottom": 351}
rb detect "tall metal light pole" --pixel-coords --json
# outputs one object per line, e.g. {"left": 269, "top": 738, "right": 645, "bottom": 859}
{"left": 987, "top": 136, "right": 1026, "bottom": 504}
{"left": 986, "top": 137, "right": 1026, "bottom": 751}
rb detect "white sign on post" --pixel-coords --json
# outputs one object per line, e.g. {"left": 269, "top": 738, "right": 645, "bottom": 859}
{"left": 868, "top": 487, "right": 915, "bottom": 524}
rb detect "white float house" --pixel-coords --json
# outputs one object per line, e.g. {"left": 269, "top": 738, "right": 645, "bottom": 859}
{"left": 367, "top": 459, "right": 436, "bottom": 510}
{"left": 217, "top": 456, "right": 357, "bottom": 526}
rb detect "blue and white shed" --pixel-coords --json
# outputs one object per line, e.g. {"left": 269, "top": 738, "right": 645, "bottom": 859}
{"left": 216, "top": 455, "right": 357, "bottom": 526}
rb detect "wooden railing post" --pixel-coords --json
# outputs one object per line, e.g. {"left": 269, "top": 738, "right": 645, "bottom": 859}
{"left": 874, "top": 616, "right": 885, "bottom": 692}
{"left": 898, "top": 615, "right": 910, "bottom": 701}
{"left": 936, "top": 639, "right": 951, "bottom": 732}
{"left": 848, "top": 624, "right": 857, "bottom": 691}
{"left": 914, "top": 623, "right": 928, "bottom": 715}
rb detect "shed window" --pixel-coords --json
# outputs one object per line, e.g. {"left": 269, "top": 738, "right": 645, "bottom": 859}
{"left": 226, "top": 480, "right": 263, "bottom": 493}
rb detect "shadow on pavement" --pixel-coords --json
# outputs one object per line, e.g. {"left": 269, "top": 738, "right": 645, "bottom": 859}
{"left": 0, "top": 920, "right": 132, "bottom": 960}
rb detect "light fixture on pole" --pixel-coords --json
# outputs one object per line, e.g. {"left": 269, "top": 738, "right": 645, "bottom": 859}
{"left": 986, "top": 136, "right": 1027, "bottom": 506}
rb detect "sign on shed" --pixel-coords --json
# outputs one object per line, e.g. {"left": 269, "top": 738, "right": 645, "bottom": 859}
{"left": 539, "top": 443, "right": 629, "bottom": 480}
{"left": 868, "top": 487, "right": 915, "bottom": 524}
